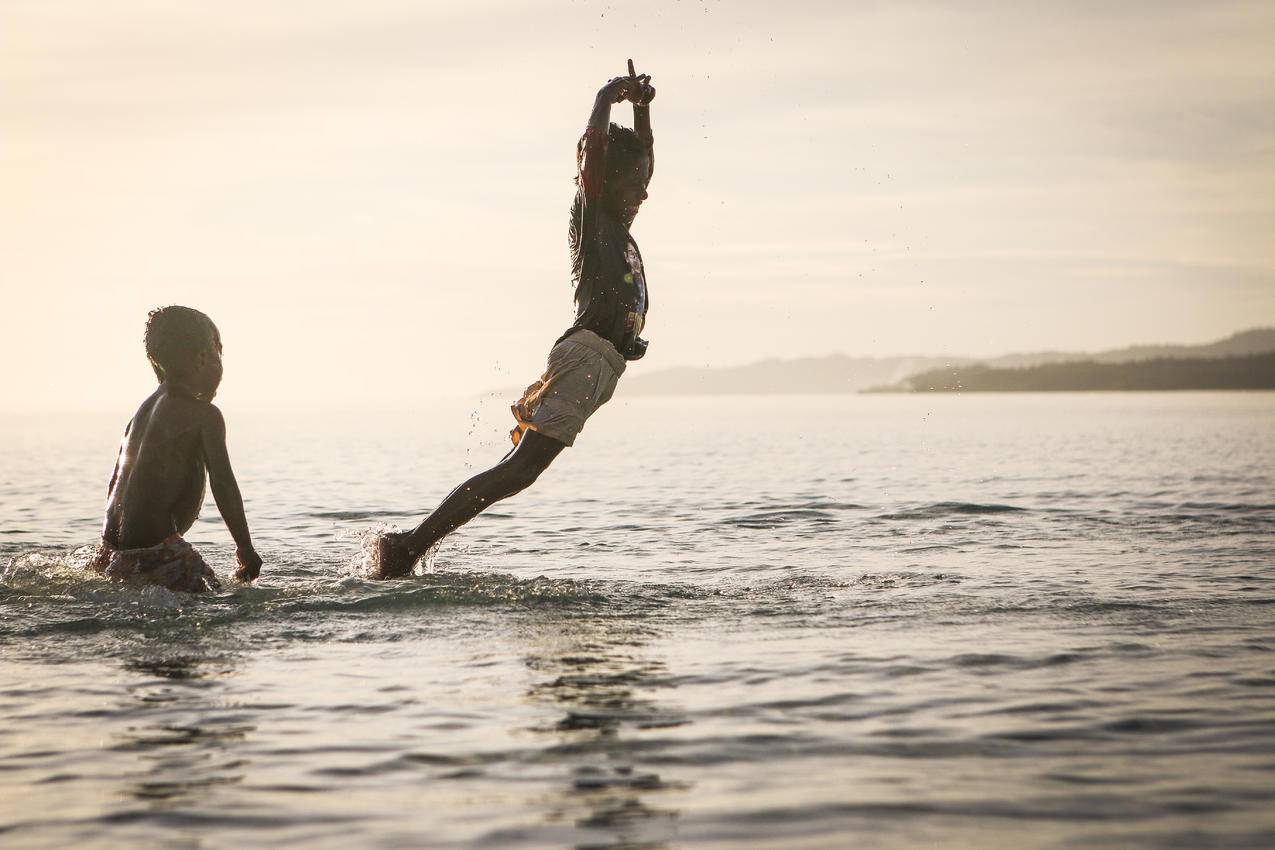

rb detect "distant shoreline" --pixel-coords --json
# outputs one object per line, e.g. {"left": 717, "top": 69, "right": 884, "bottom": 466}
{"left": 868, "top": 352, "right": 1275, "bottom": 393}
{"left": 621, "top": 329, "right": 1275, "bottom": 397}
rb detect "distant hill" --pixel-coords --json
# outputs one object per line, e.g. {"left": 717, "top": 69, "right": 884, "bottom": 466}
{"left": 879, "top": 352, "right": 1275, "bottom": 392}
{"left": 622, "top": 329, "right": 1275, "bottom": 396}
{"left": 981, "top": 328, "right": 1275, "bottom": 369}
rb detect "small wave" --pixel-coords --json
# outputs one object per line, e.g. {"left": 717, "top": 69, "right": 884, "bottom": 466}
{"left": 1138, "top": 501, "right": 1275, "bottom": 514}
{"left": 723, "top": 509, "right": 837, "bottom": 529}
{"left": 721, "top": 501, "right": 866, "bottom": 529}
{"left": 967, "top": 699, "right": 1110, "bottom": 718}
{"left": 982, "top": 599, "right": 1162, "bottom": 617}
{"left": 309, "top": 510, "right": 393, "bottom": 520}
{"left": 878, "top": 502, "right": 1027, "bottom": 520}
{"left": 947, "top": 651, "right": 1086, "bottom": 671}
{"left": 718, "top": 500, "right": 867, "bottom": 512}
{"left": 1102, "top": 716, "right": 1204, "bottom": 735}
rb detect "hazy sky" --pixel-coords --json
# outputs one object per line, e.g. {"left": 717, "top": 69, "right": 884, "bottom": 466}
{"left": 3, "top": 0, "right": 1273, "bottom": 408}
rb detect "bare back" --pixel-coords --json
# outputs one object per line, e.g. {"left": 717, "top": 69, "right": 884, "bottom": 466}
{"left": 102, "top": 387, "right": 213, "bottom": 550}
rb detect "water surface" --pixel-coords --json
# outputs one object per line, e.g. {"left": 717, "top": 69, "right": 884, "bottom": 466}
{"left": 3, "top": 393, "right": 1274, "bottom": 848}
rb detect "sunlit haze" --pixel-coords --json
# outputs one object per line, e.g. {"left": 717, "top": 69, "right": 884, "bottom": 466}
{"left": 3, "top": 0, "right": 1273, "bottom": 409}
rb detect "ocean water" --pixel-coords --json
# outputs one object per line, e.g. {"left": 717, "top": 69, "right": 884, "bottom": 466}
{"left": 2, "top": 392, "right": 1274, "bottom": 849}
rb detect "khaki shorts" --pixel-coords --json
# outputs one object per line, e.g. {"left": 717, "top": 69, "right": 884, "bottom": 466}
{"left": 510, "top": 329, "right": 627, "bottom": 447}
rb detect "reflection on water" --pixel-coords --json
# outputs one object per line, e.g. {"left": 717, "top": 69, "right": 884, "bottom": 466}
{"left": 114, "top": 651, "right": 249, "bottom": 816}
{"left": 525, "top": 616, "right": 686, "bottom": 850}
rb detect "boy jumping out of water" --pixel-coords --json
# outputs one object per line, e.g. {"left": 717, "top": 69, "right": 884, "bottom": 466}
{"left": 90, "top": 306, "right": 262, "bottom": 592}
{"left": 372, "top": 61, "right": 657, "bottom": 578}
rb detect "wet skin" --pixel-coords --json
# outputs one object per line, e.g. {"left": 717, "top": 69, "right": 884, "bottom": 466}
{"left": 371, "top": 429, "right": 565, "bottom": 579}
{"left": 101, "top": 340, "right": 262, "bottom": 581}
{"left": 104, "top": 387, "right": 210, "bottom": 550}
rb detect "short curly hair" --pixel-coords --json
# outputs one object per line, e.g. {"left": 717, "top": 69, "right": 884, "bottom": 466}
{"left": 143, "top": 306, "right": 219, "bottom": 381}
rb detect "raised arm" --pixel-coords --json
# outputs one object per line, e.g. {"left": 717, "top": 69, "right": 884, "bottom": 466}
{"left": 580, "top": 75, "right": 635, "bottom": 205}
{"left": 200, "top": 406, "right": 262, "bottom": 582}
{"left": 627, "top": 59, "right": 655, "bottom": 181}
{"left": 580, "top": 65, "right": 655, "bottom": 200}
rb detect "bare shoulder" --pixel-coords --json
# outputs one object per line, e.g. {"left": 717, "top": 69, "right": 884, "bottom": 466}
{"left": 194, "top": 401, "right": 227, "bottom": 437}
{"left": 140, "top": 390, "right": 218, "bottom": 438}
{"left": 122, "top": 389, "right": 163, "bottom": 436}
{"left": 201, "top": 402, "right": 226, "bottom": 425}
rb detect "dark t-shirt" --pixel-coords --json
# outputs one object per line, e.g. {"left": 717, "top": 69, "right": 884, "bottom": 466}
{"left": 561, "top": 126, "right": 652, "bottom": 358}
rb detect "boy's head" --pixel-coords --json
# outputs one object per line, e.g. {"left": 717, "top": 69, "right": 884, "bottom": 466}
{"left": 603, "top": 123, "right": 651, "bottom": 225}
{"left": 143, "top": 306, "right": 223, "bottom": 399}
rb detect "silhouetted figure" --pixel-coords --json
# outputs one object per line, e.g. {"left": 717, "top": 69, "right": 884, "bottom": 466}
{"left": 90, "top": 306, "right": 262, "bottom": 591}
{"left": 372, "top": 61, "right": 657, "bottom": 578}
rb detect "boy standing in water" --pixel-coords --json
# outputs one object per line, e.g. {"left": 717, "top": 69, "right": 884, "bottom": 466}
{"left": 90, "top": 306, "right": 262, "bottom": 592}
{"left": 372, "top": 61, "right": 657, "bottom": 578}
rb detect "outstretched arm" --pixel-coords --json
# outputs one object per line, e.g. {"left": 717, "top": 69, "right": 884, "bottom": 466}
{"left": 200, "top": 406, "right": 262, "bottom": 582}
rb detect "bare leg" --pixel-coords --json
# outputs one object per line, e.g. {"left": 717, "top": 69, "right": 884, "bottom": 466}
{"left": 371, "top": 430, "right": 566, "bottom": 578}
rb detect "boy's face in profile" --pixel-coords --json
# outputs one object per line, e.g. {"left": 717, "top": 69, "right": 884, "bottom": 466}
{"left": 605, "top": 152, "right": 651, "bottom": 225}
{"left": 190, "top": 326, "right": 223, "bottom": 401}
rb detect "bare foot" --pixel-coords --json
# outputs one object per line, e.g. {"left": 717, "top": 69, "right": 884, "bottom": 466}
{"left": 369, "top": 531, "right": 418, "bottom": 579}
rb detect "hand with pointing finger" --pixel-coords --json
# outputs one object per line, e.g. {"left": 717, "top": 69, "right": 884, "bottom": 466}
{"left": 625, "top": 58, "right": 656, "bottom": 105}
